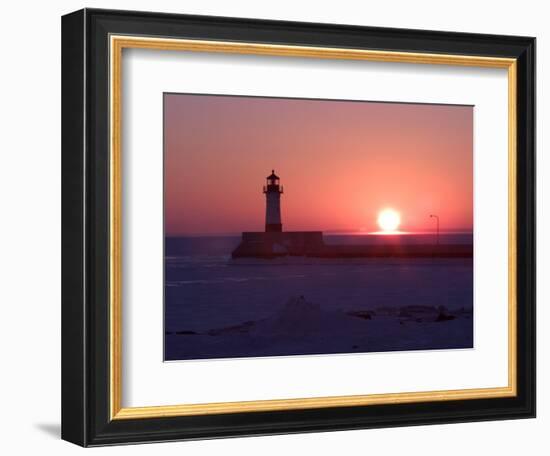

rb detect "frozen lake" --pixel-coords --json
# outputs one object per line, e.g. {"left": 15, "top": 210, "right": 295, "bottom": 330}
{"left": 164, "top": 234, "right": 473, "bottom": 360}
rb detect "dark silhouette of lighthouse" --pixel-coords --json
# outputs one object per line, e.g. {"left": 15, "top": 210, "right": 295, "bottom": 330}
{"left": 263, "top": 170, "right": 283, "bottom": 232}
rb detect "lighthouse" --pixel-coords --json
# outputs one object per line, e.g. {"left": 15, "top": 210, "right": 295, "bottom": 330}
{"left": 231, "top": 170, "right": 325, "bottom": 258}
{"left": 263, "top": 170, "right": 283, "bottom": 232}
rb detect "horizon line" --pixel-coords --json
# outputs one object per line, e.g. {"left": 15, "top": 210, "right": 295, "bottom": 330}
{"left": 166, "top": 229, "right": 474, "bottom": 238}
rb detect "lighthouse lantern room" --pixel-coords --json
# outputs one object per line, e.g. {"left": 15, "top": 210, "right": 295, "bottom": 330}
{"left": 263, "top": 170, "right": 283, "bottom": 232}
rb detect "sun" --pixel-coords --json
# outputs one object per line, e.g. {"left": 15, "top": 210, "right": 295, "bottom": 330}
{"left": 377, "top": 209, "right": 401, "bottom": 232}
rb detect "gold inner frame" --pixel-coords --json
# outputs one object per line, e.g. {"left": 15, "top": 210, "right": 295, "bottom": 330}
{"left": 109, "top": 35, "right": 517, "bottom": 420}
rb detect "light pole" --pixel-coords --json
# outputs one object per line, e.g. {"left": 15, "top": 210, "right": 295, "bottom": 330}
{"left": 430, "top": 214, "right": 440, "bottom": 245}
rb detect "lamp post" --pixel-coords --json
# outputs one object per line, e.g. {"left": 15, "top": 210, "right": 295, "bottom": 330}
{"left": 430, "top": 214, "right": 440, "bottom": 245}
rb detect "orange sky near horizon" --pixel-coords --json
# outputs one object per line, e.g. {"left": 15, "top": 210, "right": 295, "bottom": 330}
{"left": 164, "top": 94, "right": 473, "bottom": 236}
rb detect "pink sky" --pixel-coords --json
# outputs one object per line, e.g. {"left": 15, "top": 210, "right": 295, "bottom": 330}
{"left": 164, "top": 94, "right": 473, "bottom": 235}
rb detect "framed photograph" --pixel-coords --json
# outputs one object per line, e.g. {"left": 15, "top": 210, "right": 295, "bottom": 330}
{"left": 61, "top": 8, "right": 535, "bottom": 446}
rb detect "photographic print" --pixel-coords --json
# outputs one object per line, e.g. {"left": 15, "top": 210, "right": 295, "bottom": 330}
{"left": 164, "top": 93, "right": 474, "bottom": 361}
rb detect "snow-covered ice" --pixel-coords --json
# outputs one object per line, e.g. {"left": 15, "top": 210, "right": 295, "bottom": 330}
{"left": 164, "top": 235, "right": 473, "bottom": 361}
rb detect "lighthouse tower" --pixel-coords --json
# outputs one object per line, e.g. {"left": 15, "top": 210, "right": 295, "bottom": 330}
{"left": 263, "top": 170, "right": 283, "bottom": 232}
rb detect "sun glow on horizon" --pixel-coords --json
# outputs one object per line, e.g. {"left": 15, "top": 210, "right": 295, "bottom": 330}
{"left": 377, "top": 208, "right": 401, "bottom": 233}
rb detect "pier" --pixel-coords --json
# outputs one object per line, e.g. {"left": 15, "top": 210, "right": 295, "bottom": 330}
{"left": 231, "top": 232, "right": 472, "bottom": 259}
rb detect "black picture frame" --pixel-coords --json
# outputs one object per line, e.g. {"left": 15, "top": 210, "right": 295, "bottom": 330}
{"left": 62, "top": 8, "right": 535, "bottom": 447}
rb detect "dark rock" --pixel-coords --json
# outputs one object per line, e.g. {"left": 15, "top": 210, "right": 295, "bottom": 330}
{"left": 435, "top": 313, "right": 456, "bottom": 322}
{"left": 347, "top": 310, "right": 373, "bottom": 320}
